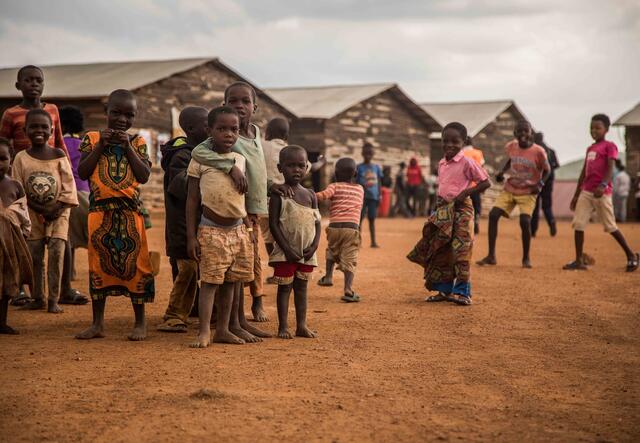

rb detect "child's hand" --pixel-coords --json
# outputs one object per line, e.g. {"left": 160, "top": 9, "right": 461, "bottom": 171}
{"left": 99, "top": 129, "right": 114, "bottom": 145}
{"left": 495, "top": 172, "right": 504, "bottom": 183}
{"left": 284, "top": 247, "right": 302, "bottom": 263}
{"left": 113, "top": 130, "right": 130, "bottom": 147}
{"left": 271, "top": 183, "right": 294, "bottom": 199}
{"left": 454, "top": 190, "right": 468, "bottom": 203}
{"left": 302, "top": 245, "right": 317, "bottom": 262}
{"left": 230, "top": 166, "right": 248, "bottom": 194}
{"left": 187, "top": 238, "right": 201, "bottom": 262}
{"left": 570, "top": 196, "right": 578, "bottom": 211}
{"left": 593, "top": 185, "right": 605, "bottom": 198}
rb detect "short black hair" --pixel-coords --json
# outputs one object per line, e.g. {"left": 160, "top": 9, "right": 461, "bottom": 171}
{"left": 515, "top": 120, "right": 532, "bottom": 130}
{"left": 208, "top": 106, "right": 238, "bottom": 127}
{"left": 534, "top": 132, "right": 544, "bottom": 144}
{"left": 335, "top": 157, "right": 357, "bottom": 182}
{"left": 107, "top": 89, "right": 136, "bottom": 106}
{"left": 178, "top": 106, "right": 208, "bottom": 132}
{"left": 0, "top": 136, "right": 12, "bottom": 156}
{"left": 25, "top": 108, "right": 52, "bottom": 126}
{"left": 362, "top": 142, "right": 374, "bottom": 151}
{"left": 279, "top": 145, "right": 307, "bottom": 163}
{"left": 60, "top": 106, "right": 84, "bottom": 134}
{"left": 224, "top": 81, "right": 257, "bottom": 102}
{"left": 442, "top": 121, "right": 468, "bottom": 140}
{"left": 266, "top": 117, "right": 289, "bottom": 140}
{"left": 615, "top": 159, "right": 624, "bottom": 170}
{"left": 591, "top": 113, "right": 611, "bottom": 129}
{"left": 17, "top": 65, "right": 43, "bottom": 81}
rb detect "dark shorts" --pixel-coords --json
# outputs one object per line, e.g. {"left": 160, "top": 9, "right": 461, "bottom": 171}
{"left": 361, "top": 198, "right": 379, "bottom": 219}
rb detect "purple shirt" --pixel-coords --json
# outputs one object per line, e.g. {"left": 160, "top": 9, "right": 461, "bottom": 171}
{"left": 582, "top": 140, "right": 618, "bottom": 195}
{"left": 64, "top": 135, "right": 90, "bottom": 193}
{"left": 437, "top": 150, "right": 488, "bottom": 202}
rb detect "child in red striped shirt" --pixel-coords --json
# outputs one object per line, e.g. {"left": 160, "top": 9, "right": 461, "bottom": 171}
{"left": 316, "top": 158, "right": 365, "bottom": 302}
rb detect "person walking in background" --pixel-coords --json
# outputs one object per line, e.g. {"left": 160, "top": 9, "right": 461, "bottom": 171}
{"left": 462, "top": 137, "right": 486, "bottom": 234}
{"left": 531, "top": 132, "right": 559, "bottom": 237}
{"left": 356, "top": 143, "right": 382, "bottom": 248}
{"left": 405, "top": 157, "right": 424, "bottom": 216}
{"left": 613, "top": 159, "right": 630, "bottom": 223}
{"left": 391, "top": 161, "right": 410, "bottom": 217}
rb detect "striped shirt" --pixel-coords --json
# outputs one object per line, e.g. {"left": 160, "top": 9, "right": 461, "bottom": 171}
{"left": 0, "top": 103, "right": 68, "bottom": 156}
{"left": 316, "top": 182, "right": 364, "bottom": 224}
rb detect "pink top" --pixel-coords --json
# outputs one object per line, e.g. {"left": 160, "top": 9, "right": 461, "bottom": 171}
{"left": 582, "top": 140, "right": 618, "bottom": 195}
{"left": 316, "top": 182, "right": 364, "bottom": 224}
{"left": 437, "top": 151, "right": 489, "bottom": 202}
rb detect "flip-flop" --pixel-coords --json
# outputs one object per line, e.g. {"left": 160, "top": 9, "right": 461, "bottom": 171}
{"left": 562, "top": 261, "right": 587, "bottom": 271}
{"left": 157, "top": 319, "right": 188, "bottom": 333}
{"left": 341, "top": 293, "right": 361, "bottom": 303}
{"left": 318, "top": 276, "right": 333, "bottom": 287}
{"left": 476, "top": 257, "right": 496, "bottom": 266}
{"left": 10, "top": 291, "right": 31, "bottom": 307}
{"left": 626, "top": 253, "right": 639, "bottom": 272}
{"left": 59, "top": 289, "right": 89, "bottom": 305}
{"left": 425, "top": 293, "right": 448, "bottom": 302}
{"left": 447, "top": 294, "right": 472, "bottom": 306}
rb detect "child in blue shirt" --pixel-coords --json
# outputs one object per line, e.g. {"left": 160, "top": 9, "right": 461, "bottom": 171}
{"left": 356, "top": 143, "right": 382, "bottom": 248}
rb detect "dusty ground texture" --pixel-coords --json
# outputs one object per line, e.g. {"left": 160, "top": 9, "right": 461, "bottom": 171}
{"left": 1, "top": 215, "right": 639, "bottom": 442}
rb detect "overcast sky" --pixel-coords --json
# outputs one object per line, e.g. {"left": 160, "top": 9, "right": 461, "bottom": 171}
{"left": 1, "top": 0, "right": 638, "bottom": 163}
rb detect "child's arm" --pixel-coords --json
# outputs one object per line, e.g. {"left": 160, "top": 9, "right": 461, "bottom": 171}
{"left": 166, "top": 150, "right": 191, "bottom": 200}
{"left": 116, "top": 132, "right": 151, "bottom": 184}
{"left": 315, "top": 183, "right": 336, "bottom": 201}
{"left": 52, "top": 107, "right": 69, "bottom": 157}
{"left": 570, "top": 160, "right": 587, "bottom": 211}
{"left": 593, "top": 158, "right": 615, "bottom": 198}
{"left": 495, "top": 159, "right": 511, "bottom": 183}
{"left": 455, "top": 179, "right": 491, "bottom": 202}
{"left": 0, "top": 111, "right": 13, "bottom": 140}
{"left": 303, "top": 191, "right": 321, "bottom": 261}
{"left": 185, "top": 176, "right": 202, "bottom": 262}
{"left": 269, "top": 194, "right": 302, "bottom": 263}
{"left": 78, "top": 131, "right": 109, "bottom": 180}
{"left": 45, "top": 154, "right": 79, "bottom": 220}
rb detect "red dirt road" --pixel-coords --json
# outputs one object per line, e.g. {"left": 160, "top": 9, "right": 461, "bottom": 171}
{"left": 1, "top": 215, "right": 639, "bottom": 442}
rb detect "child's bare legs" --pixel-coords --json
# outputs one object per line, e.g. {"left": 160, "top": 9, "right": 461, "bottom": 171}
{"left": 229, "top": 283, "right": 265, "bottom": 342}
{"left": 0, "top": 297, "right": 18, "bottom": 334}
{"left": 23, "top": 240, "right": 46, "bottom": 310}
{"left": 319, "top": 258, "right": 335, "bottom": 285}
{"left": 277, "top": 282, "right": 294, "bottom": 339}
{"left": 519, "top": 214, "right": 532, "bottom": 268}
{"left": 344, "top": 270, "right": 355, "bottom": 295}
{"left": 212, "top": 282, "right": 244, "bottom": 344}
{"left": 46, "top": 238, "right": 65, "bottom": 313}
{"left": 277, "top": 278, "right": 316, "bottom": 339}
{"left": 128, "top": 302, "right": 146, "bottom": 341}
{"left": 610, "top": 230, "right": 635, "bottom": 260}
{"left": 477, "top": 208, "right": 505, "bottom": 265}
{"left": 75, "top": 299, "right": 106, "bottom": 339}
{"left": 191, "top": 282, "right": 217, "bottom": 348}
{"left": 573, "top": 230, "right": 585, "bottom": 263}
{"left": 249, "top": 238, "right": 269, "bottom": 322}
{"left": 368, "top": 216, "right": 378, "bottom": 248}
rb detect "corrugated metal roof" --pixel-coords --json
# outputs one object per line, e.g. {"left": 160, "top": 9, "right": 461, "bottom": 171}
{"left": 0, "top": 58, "right": 213, "bottom": 98}
{"left": 420, "top": 100, "right": 524, "bottom": 136}
{"left": 614, "top": 102, "right": 640, "bottom": 126}
{"left": 265, "top": 83, "right": 395, "bottom": 119}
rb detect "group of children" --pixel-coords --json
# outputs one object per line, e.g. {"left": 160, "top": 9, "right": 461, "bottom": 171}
{"left": 0, "top": 63, "right": 637, "bottom": 340}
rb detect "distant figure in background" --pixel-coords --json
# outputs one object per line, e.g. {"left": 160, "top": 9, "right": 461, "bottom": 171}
{"left": 462, "top": 137, "right": 486, "bottom": 234}
{"left": 531, "top": 132, "right": 559, "bottom": 237}
{"left": 636, "top": 173, "right": 640, "bottom": 221}
{"left": 391, "top": 161, "right": 410, "bottom": 217}
{"left": 406, "top": 157, "right": 424, "bottom": 216}
{"left": 426, "top": 168, "right": 438, "bottom": 214}
{"left": 381, "top": 165, "right": 393, "bottom": 189}
{"left": 613, "top": 159, "right": 630, "bottom": 222}
{"left": 357, "top": 143, "right": 382, "bottom": 248}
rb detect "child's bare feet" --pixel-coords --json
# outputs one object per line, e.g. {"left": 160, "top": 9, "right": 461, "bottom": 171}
{"left": 251, "top": 296, "right": 269, "bottom": 322}
{"left": 47, "top": 303, "right": 64, "bottom": 314}
{"left": 278, "top": 328, "right": 293, "bottom": 339}
{"left": 230, "top": 327, "right": 262, "bottom": 343}
{"left": 75, "top": 324, "right": 105, "bottom": 340}
{"left": 240, "top": 321, "right": 272, "bottom": 338}
{"left": 0, "top": 325, "right": 19, "bottom": 335}
{"left": 296, "top": 326, "right": 317, "bottom": 338}
{"left": 128, "top": 323, "right": 147, "bottom": 341}
{"left": 522, "top": 259, "right": 532, "bottom": 269}
{"left": 476, "top": 256, "right": 496, "bottom": 266}
{"left": 190, "top": 332, "right": 211, "bottom": 348}
{"left": 212, "top": 331, "right": 245, "bottom": 345}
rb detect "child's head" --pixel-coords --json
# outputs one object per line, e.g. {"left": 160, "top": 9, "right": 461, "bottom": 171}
{"left": 409, "top": 157, "right": 418, "bottom": 167}
{"left": 335, "top": 157, "right": 357, "bottom": 182}
{"left": 15, "top": 65, "right": 44, "bottom": 100}
{"left": 179, "top": 106, "right": 208, "bottom": 145}
{"left": 224, "top": 82, "right": 257, "bottom": 126}
{"left": 615, "top": 159, "right": 624, "bottom": 171}
{"left": 0, "top": 137, "right": 12, "bottom": 179}
{"left": 278, "top": 145, "right": 308, "bottom": 186}
{"left": 60, "top": 106, "right": 84, "bottom": 135}
{"left": 106, "top": 89, "right": 137, "bottom": 131}
{"left": 265, "top": 117, "right": 289, "bottom": 141}
{"left": 464, "top": 136, "right": 473, "bottom": 147}
{"left": 441, "top": 122, "right": 467, "bottom": 160}
{"left": 590, "top": 114, "right": 610, "bottom": 141}
{"left": 207, "top": 106, "right": 240, "bottom": 152}
{"left": 362, "top": 143, "right": 374, "bottom": 163}
{"left": 383, "top": 165, "right": 391, "bottom": 176}
{"left": 399, "top": 161, "right": 406, "bottom": 170}
{"left": 25, "top": 109, "right": 52, "bottom": 147}
{"left": 514, "top": 120, "right": 533, "bottom": 148}
{"left": 533, "top": 131, "right": 544, "bottom": 145}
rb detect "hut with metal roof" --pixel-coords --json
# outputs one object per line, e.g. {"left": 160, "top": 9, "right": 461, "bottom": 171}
{"left": 0, "top": 57, "right": 293, "bottom": 207}
{"left": 421, "top": 100, "right": 529, "bottom": 174}
{"left": 266, "top": 83, "right": 441, "bottom": 190}
{"left": 614, "top": 103, "right": 640, "bottom": 220}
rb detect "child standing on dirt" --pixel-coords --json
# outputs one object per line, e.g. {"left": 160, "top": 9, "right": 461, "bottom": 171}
{"left": 75, "top": 89, "right": 154, "bottom": 341}
{"left": 408, "top": 122, "right": 490, "bottom": 306}
{"left": 0, "top": 65, "right": 67, "bottom": 156}
{"left": 11, "top": 109, "right": 78, "bottom": 314}
{"left": 157, "top": 106, "right": 208, "bottom": 333}
{"left": 187, "top": 106, "right": 257, "bottom": 348}
{"left": 0, "top": 138, "right": 33, "bottom": 334}
{"left": 357, "top": 143, "right": 382, "bottom": 248}
{"left": 316, "top": 158, "right": 365, "bottom": 302}
{"left": 476, "top": 120, "right": 550, "bottom": 268}
{"left": 269, "top": 145, "right": 321, "bottom": 339}
{"left": 563, "top": 114, "right": 638, "bottom": 272}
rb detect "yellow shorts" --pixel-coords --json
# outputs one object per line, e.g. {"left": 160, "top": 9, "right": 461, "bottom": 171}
{"left": 326, "top": 227, "right": 360, "bottom": 273}
{"left": 493, "top": 191, "right": 537, "bottom": 217}
{"left": 198, "top": 224, "right": 254, "bottom": 285}
{"left": 572, "top": 191, "right": 618, "bottom": 233}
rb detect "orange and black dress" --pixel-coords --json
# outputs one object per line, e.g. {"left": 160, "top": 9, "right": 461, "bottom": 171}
{"left": 79, "top": 132, "right": 155, "bottom": 303}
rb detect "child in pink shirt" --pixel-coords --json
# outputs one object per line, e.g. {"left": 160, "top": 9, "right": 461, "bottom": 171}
{"left": 407, "top": 122, "right": 490, "bottom": 306}
{"left": 564, "top": 114, "right": 638, "bottom": 272}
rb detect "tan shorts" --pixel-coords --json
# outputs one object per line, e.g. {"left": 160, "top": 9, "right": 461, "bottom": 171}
{"left": 257, "top": 215, "right": 273, "bottom": 244}
{"left": 198, "top": 224, "right": 254, "bottom": 285}
{"left": 326, "top": 227, "right": 360, "bottom": 273}
{"left": 29, "top": 207, "right": 71, "bottom": 241}
{"left": 493, "top": 191, "right": 537, "bottom": 217}
{"left": 572, "top": 191, "right": 618, "bottom": 233}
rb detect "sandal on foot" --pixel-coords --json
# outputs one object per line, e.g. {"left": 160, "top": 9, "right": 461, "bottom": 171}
{"left": 341, "top": 293, "right": 361, "bottom": 303}
{"left": 626, "top": 253, "right": 639, "bottom": 272}
{"left": 447, "top": 294, "right": 472, "bottom": 306}
{"left": 59, "top": 289, "right": 89, "bottom": 305}
{"left": 562, "top": 261, "right": 587, "bottom": 271}
{"left": 20, "top": 299, "right": 45, "bottom": 310}
{"left": 10, "top": 291, "right": 30, "bottom": 307}
{"left": 318, "top": 276, "right": 333, "bottom": 287}
{"left": 157, "top": 319, "right": 188, "bottom": 333}
{"left": 476, "top": 257, "right": 496, "bottom": 266}
{"left": 425, "top": 293, "right": 448, "bottom": 302}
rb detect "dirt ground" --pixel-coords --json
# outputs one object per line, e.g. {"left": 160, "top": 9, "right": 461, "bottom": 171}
{"left": 1, "top": 214, "right": 639, "bottom": 442}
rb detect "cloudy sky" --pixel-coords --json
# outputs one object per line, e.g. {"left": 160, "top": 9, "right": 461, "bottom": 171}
{"left": 1, "top": 0, "right": 638, "bottom": 163}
